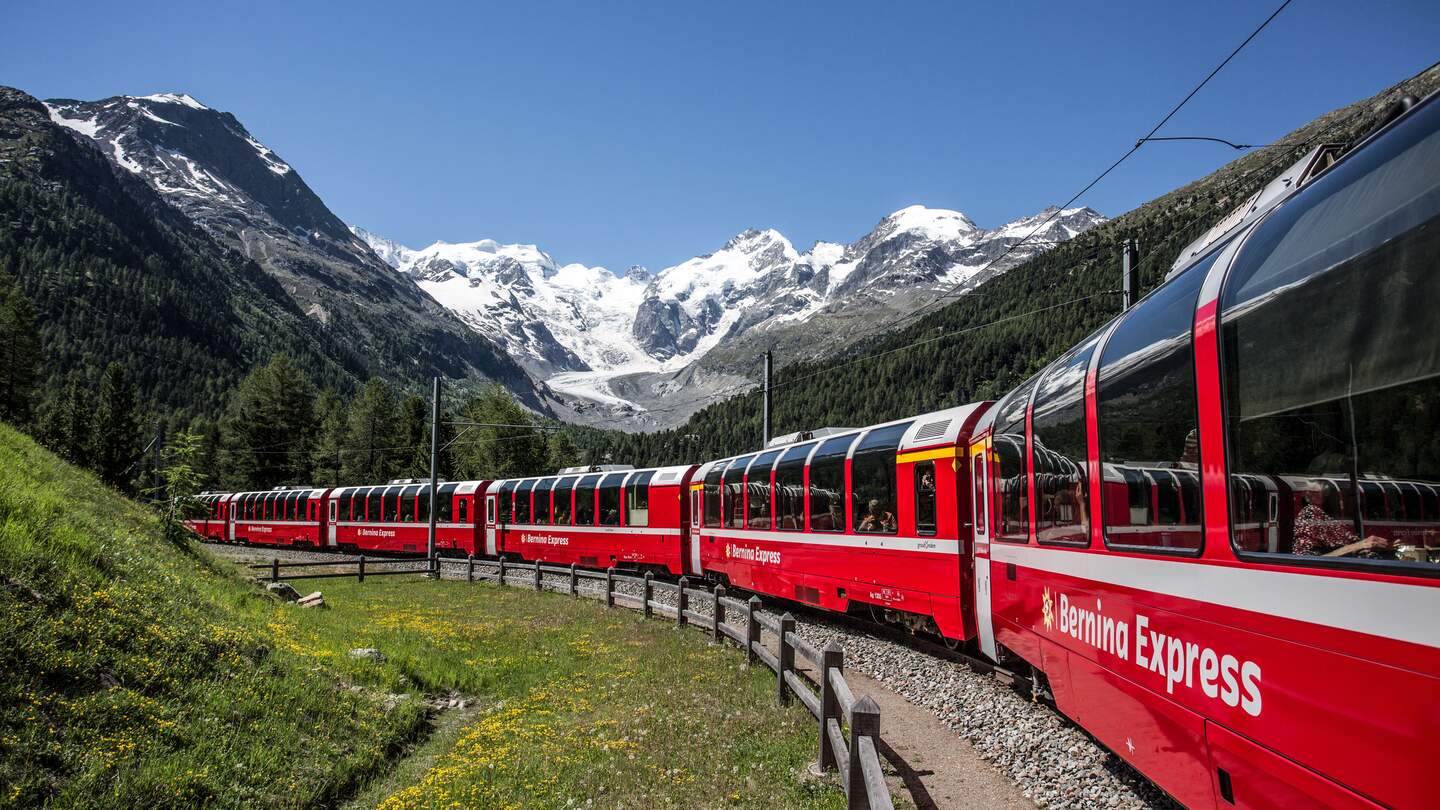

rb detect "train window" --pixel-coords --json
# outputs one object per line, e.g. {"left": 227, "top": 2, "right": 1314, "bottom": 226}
{"left": 1033, "top": 334, "right": 1102, "bottom": 546}
{"left": 575, "top": 474, "right": 599, "bottom": 525}
{"left": 383, "top": 487, "right": 401, "bottom": 522}
{"left": 497, "top": 481, "right": 515, "bottom": 523}
{"left": 291, "top": 492, "right": 303, "bottom": 521}
{"left": 1097, "top": 248, "right": 1211, "bottom": 554}
{"left": 993, "top": 376, "right": 1038, "bottom": 544}
{"left": 703, "top": 465, "right": 723, "bottom": 528}
{"left": 515, "top": 480, "right": 534, "bottom": 524}
{"left": 809, "top": 434, "right": 857, "bottom": 532}
{"left": 401, "top": 486, "right": 419, "bottom": 523}
{"left": 1221, "top": 97, "right": 1440, "bottom": 571}
{"left": 626, "top": 470, "right": 655, "bottom": 527}
{"left": 852, "top": 422, "right": 911, "bottom": 535}
{"left": 774, "top": 443, "right": 814, "bottom": 531}
{"left": 598, "top": 473, "right": 625, "bottom": 526}
{"left": 458, "top": 498, "right": 468, "bottom": 523}
{"left": 915, "top": 460, "right": 937, "bottom": 536}
{"left": 533, "top": 478, "right": 554, "bottom": 525}
{"left": 722, "top": 456, "right": 753, "bottom": 529}
{"left": 974, "top": 455, "right": 988, "bottom": 535}
{"left": 552, "top": 477, "right": 575, "bottom": 525}
{"left": 746, "top": 451, "right": 781, "bottom": 529}
{"left": 366, "top": 487, "right": 383, "bottom": 521}
{"left": 436, "top": 483, "right": 456, "bottom": 522}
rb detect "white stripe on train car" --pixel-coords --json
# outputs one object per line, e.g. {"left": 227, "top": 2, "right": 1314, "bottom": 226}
{"left": 699, "top": 528, "right": 960, "bottom": 554}
{"left": 990, "top": 543, "right": 1440, "bottom": 649}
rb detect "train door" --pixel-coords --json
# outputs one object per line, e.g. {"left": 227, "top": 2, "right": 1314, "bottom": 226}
{"left": 227, "top": 497, "right": 237, "bottom": 542}
{"left": 969, "top": 441, "right": 998, "bottom": 661}
{"left": 484, "top": 495, "right": 498, "bottom": 555}
{"left": 327, "top": 498, "right": 338, "bottom": 547}
{"left": 688, "top": 488, "right": 702, "bottom": 573}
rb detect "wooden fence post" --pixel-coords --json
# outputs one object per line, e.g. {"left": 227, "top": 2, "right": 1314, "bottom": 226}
{"left": 605, "top": 567, "right": 615, "bottom": 608}
{"left": 533, "top": 562, "right": 542, "bottom": 591}
{"left": 819, "top": 640, "right": 844, "bottom": 771}
{"left": 642, "top": 572, "right": 654, "bottom": 619}
{"left": 849, "top": 696, "right": 881, "bottom": 808}
{"left": 432, "top": 555, "right": 440, "bottom": 578}
{"left": 569, "top": 563, "right": 578, "bottom": 597}
{"left": 498, "top": 557, "right": 507, "bottom": 587}
{"left": 466, "top": 554, "right": 474, "bottom": 583}
{"left": 713, "top": 585, "right": 726, "bottom": 645}
{"left": 745, "top": 596, "right": 761, "bottom": 666}
{"left": 271, "top": 558, "right": 279, "bottom": 583}
{"left": 357, "top": 555, "right": 365, "bottom": 583}
{"left": 677, "top": 576, "right": 689, "bottom": 629}
{"left": 777, "top": 612, "right": 796, "bottom": 705}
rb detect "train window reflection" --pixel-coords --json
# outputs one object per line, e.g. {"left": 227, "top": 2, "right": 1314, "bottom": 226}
{"left": 808, "top": 434, "right": 857, "bottom": 532}
{"left": 993, "top": 376, "right": 1037, "bottom": 544}
{"left": 703, "top": 465, "right": 723, "bottom": 528}
{"left": 746, "top": 451, "right": 781, "bottom": 529}
{"left": 1097, "top": 251, "right": 1211, "bottom": 553}
{"left": 774, "top": 444, "right": 812, "bottom": 531}
{"left": 722, "top": 457, "right": 752, "bottom": 529}
{"left": 1222, "top": 97, "right": 1440, "bottom": 569}
{"left": 851, "top": 422, "right": 910, "bottom": 535}
{"left": 1033, "top": 334, "right": 1100, "bottom": 546}
{"left": 598, "top": 473, "right": 625, "bottom": 526}
{"left": 533, "top": 478, "right": 554, "bottom": 525}
{"left": 626, "top": 471, "right": 654, "bottom": 527}
{"left": 574, "top": 475, "right": 599, "bottom": 525}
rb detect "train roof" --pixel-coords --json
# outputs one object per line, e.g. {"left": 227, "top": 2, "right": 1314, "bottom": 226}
{"left": 490, "top": 464, "right": 695, "bottom": 490}
{"left": 695, "top": 402, "right": 992, "bottom": 478}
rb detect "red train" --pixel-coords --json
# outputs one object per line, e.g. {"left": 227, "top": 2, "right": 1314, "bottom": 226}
{"left": 190, "top": 92, "right": 1440, "bottom": 807}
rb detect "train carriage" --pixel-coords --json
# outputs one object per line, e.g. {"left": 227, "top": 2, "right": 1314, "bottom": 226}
{"left": 969, "top": 92, "right": 1440, "bottom": 808}
{"left": 692, "top": 404, "right": 988, "bottom": 641}
{"left": 227, "top": 487, "right": 329, "bottom": 547}
{"left": 484, "top": 465, "right": 696, "bottom": 574}
{"left": 326, "top": 479, "right": 488, "bottom": 555}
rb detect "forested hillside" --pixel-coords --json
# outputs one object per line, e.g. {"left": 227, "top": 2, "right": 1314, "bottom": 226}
{"left": 574, "top": 62, "right": 1440, "bottom": 466}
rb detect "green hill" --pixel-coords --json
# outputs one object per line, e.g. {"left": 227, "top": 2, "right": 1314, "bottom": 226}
{"left": 579, "top": 62, "right": 1440, "bottom": 464}
{"left": 0, "top": 422, "right": 423, "bottom": 807}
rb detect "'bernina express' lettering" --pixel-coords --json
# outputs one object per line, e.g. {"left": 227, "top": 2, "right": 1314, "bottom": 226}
{"left": 522, "top": 533, "right": 569, "bottom": 546}
{"left": 1056, "top": 592, "right": 1263, "bottom": 717}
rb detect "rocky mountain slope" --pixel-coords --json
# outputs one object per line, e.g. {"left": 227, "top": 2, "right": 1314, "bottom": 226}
{"left": 360, "top": 204, "right": 1103, "bottom": 428}
{"left": 39, "top": 91, "right": 541, "bottom": 407}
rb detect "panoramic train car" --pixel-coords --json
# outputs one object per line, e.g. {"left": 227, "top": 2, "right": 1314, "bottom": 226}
{"left": 968, "top": 93, "right": 1440, "bottom": 808}
{"left": 226, "top": 486, "right": 330, "bottom": 547}
{"left": 691, "top": 404, "right": 989, "bottom": 641}
{"left": 325, "top": 479, "right": 489, "bottom": 555}
{"left": 184, "top": 492, "right": 233, "bottom": 541}
{"left": 483, "top": 465, "right": 697, "bottom": 574}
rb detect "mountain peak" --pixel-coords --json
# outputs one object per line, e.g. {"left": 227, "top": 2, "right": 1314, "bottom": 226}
{"left": 880, "top": 205, "right": 980, "bottom": 241}
{"left": 133, "top": 92, "right": 209, "bottom": 110}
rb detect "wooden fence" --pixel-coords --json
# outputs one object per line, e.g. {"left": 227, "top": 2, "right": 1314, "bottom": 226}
{"left": 243, "top": 550, "right": 894, "bottom": 809}
{"left": 456, "top": 556, "right": 895, "bottom": 810}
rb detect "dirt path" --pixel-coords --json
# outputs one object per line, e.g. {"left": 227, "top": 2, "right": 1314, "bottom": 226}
{"left": 762, "top": 630, "right": 1033, "bottom": 810}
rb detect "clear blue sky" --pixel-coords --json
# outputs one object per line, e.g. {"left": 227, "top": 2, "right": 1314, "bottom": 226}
{"left": 4, "top": 0, "right": 1438, "bottom": 272}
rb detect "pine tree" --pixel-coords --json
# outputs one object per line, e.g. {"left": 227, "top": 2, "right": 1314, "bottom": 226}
{"left": 546, "top": 430, "right": 582, "bottom": 473}
{"left": 0, "top": 269, "right": 41, "bottom": 426}
{"left": 342, "top": 378, "right": 401, "bottom": 483}
{"left": 451, "top": 383, "right": 546, "bottom": 480}
{"left": 92, "top": 362, "right": 142, "bottom": 490}
{"left": 397, "top": 393, "right": 429, "bottom": 479}
{"left": 220, "top": 354, "right": 318, "bottom": 490}
{"left": 310, "top": 388, "right": 348, "bottom": 487}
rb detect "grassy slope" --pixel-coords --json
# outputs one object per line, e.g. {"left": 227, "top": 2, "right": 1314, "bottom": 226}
{"left": 0, "top": 423, "right": 839, "bottom": 808}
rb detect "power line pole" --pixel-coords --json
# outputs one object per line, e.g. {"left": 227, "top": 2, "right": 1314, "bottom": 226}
{"left": 761, "top": 350, "right": 773, "bottom": 448}
{"left": 426, "top": 376, "right": 441, "bottom": 578}
{"left": 1121, "top": 240, "right": 1141, "bottom": 311}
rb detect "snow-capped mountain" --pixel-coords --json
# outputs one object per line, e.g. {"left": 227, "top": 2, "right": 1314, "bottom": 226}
{"left": 361, "top": 203, "right": 1104, "bottom": 427}
{"left": 42, "top": 92, "right": 541, "bottom": 404}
